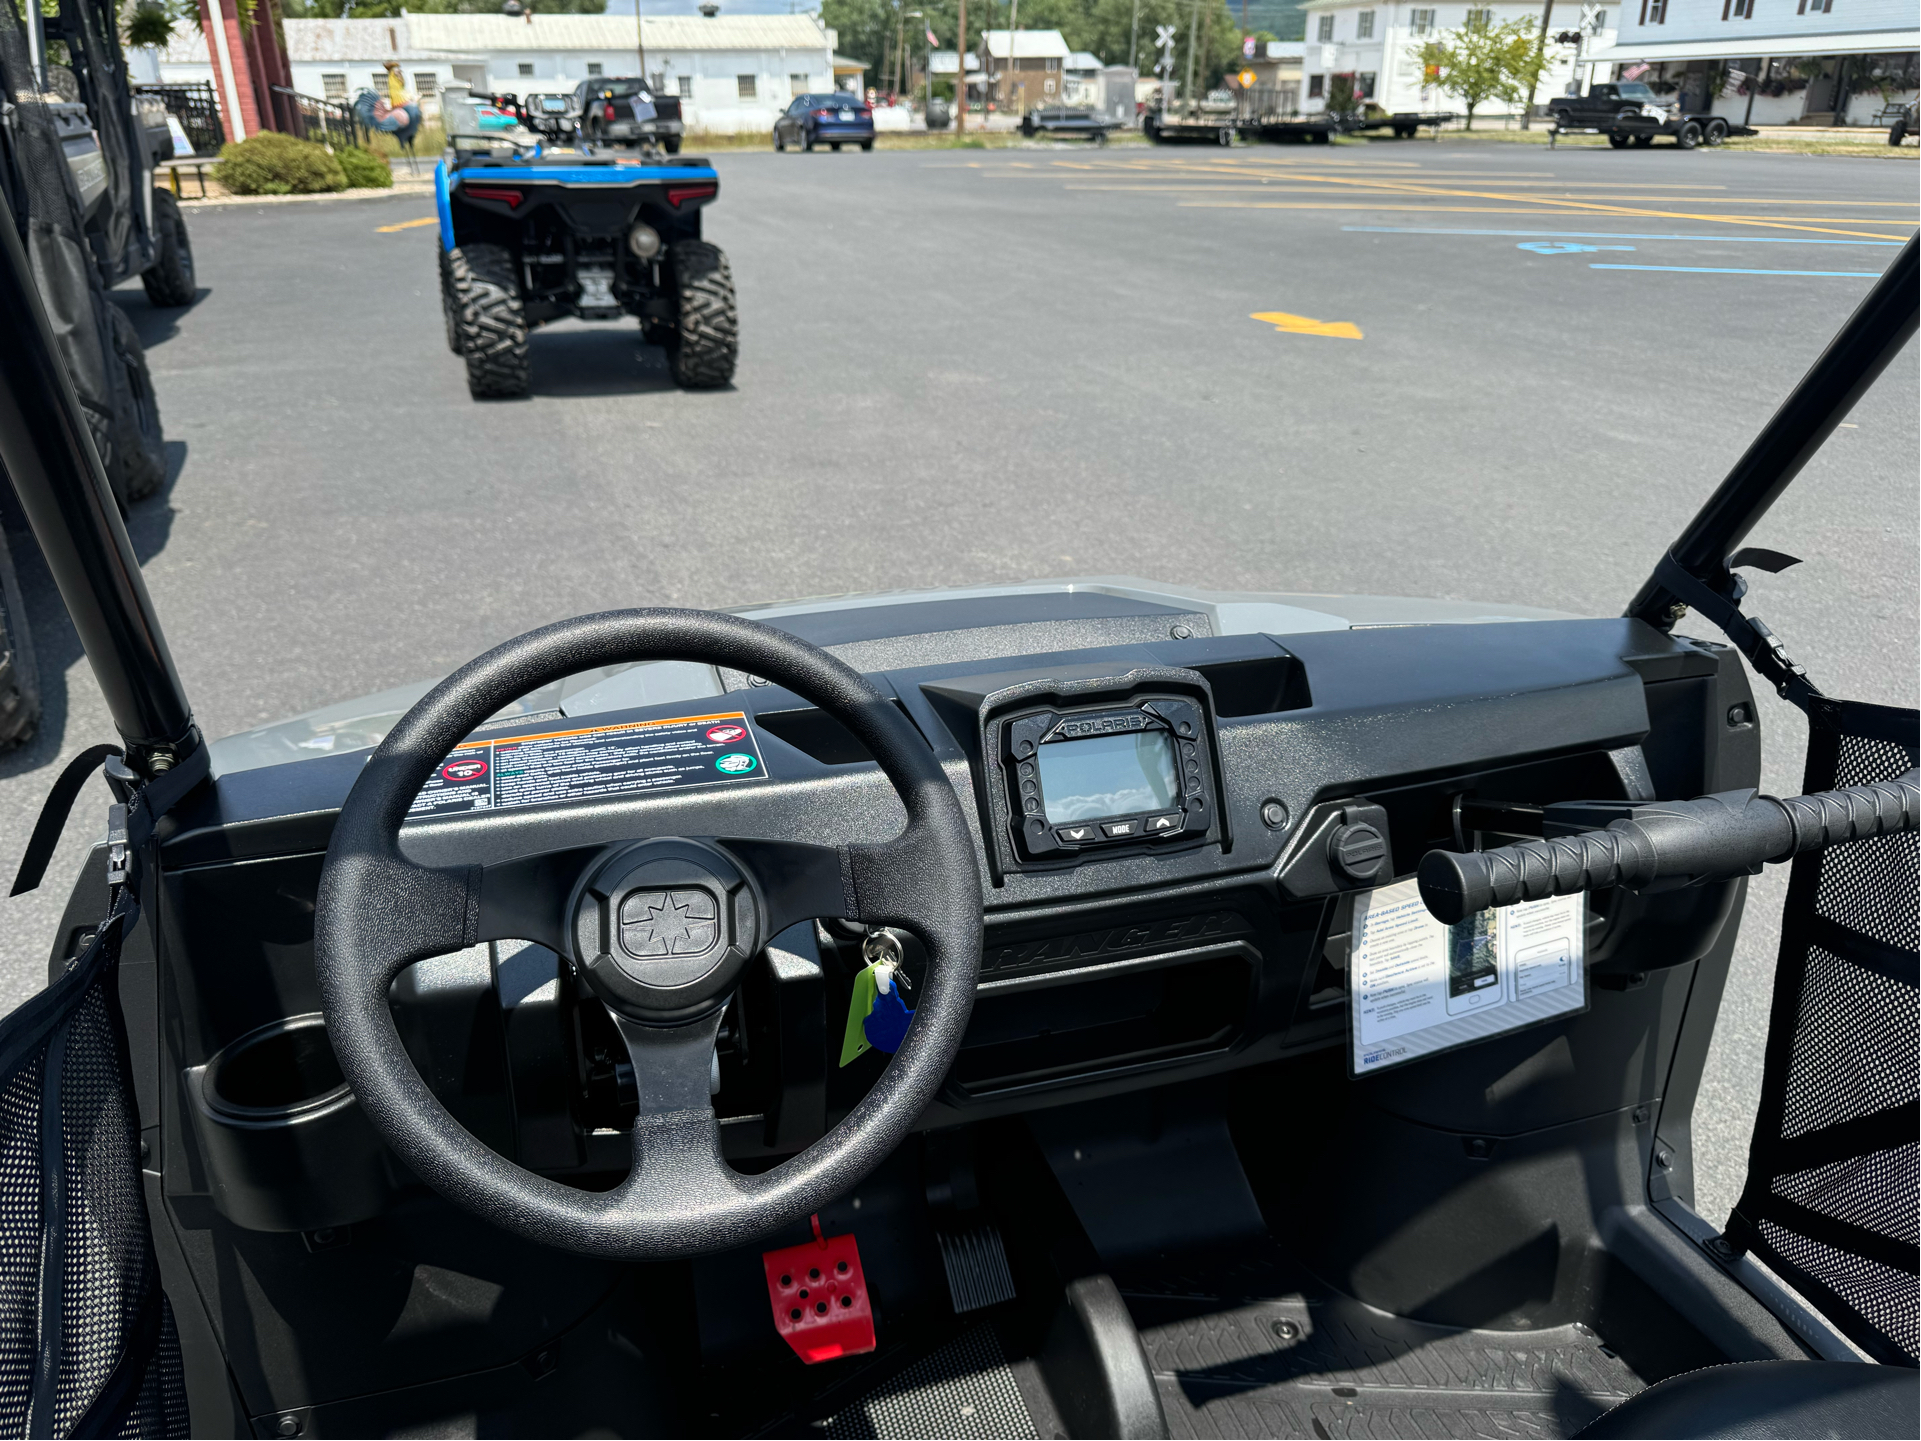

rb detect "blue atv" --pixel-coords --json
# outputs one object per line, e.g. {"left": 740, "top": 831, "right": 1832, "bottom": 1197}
{"left": 436, "top": 93, "right": 737, "bottom": 399}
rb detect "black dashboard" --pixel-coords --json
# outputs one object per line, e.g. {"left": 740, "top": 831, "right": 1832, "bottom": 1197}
{"left": 92, "top": 589, "right": 1759, "bottom": 1226}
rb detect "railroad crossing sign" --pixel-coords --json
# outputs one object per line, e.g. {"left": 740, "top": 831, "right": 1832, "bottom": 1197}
{"left": 1579, "top": 2, "right": 1603, "bottom": 30}
{"left": 1155, "top": 24, "right": 1177, "bottom": 80}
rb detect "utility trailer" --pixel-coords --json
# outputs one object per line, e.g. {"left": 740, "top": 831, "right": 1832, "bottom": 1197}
{"left": 1343, "top": 109, "right": 1458, "bottom": 138}
{"left": 1548, "top": 81, "right": 1756, "bottom": 149}
{"left": 1143, "top": 94, "right": 1244, "bottom": 145}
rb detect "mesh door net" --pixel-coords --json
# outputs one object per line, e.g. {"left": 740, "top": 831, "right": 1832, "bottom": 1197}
{"left": 0, "top": 900, "right": 187, "bottom": 1438}
{"left": 1725, "top": 699, "right": 1920, "bottom": 1365}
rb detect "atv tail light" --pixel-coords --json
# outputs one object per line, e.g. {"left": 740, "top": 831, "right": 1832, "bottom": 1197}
{"left": 666, "top": 184, "right": 717, "bottom": 207}
{"left": 604, "top": 102, "right": 617, "bottom": 121}
{"left": 463, "top": 186, "right": 523, "bottom": 208}
{"left": 627, "top": 222, "right": 662, "bottom": 259}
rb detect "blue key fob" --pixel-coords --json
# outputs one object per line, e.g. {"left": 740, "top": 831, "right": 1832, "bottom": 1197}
{"left": 862, "top": 987, "right": 914, "bottom": 1054}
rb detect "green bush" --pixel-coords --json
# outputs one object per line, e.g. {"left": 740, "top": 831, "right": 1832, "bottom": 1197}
{"left": 213, "top": 133, "right": 347, "bottom": 196}
{"left": 335, "top": 145, "right": 393, "bottom": 189}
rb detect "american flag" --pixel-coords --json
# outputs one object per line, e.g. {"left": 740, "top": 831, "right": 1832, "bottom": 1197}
{"left": 1622, "top": 62, "right": 1650, "bottom": 79}
{"left": 927, "top": 26, "right": 940, "bottom": 46}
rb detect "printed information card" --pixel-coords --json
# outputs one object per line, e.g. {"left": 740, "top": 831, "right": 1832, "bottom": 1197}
{"left": 1349, "top": 878, "right": 1587, "bottom": 1075}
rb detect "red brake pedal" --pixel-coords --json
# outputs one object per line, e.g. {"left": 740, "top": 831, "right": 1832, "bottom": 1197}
{"left": 762, "top": 1216, "right": 876, "bottom": 1364}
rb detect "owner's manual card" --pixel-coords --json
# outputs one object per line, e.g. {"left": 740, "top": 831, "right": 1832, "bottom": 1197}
{"left": 1349, "top": 878, "right": 1586, "bottom": 1075}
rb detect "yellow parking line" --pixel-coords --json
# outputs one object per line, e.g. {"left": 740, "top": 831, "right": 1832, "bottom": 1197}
{"left": 376, "top": 215, "right": 439, "bottom": 233}
{"left": 1175, "top": 169, "right": 1917, "bottom": 240}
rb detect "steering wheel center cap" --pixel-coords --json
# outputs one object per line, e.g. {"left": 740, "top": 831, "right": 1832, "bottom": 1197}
{"left": 570, "top": 839, "right": 761, "bottom": 1023}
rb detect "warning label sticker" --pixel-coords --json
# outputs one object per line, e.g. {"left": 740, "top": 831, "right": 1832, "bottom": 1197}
{"left": 406, "top": 711, "right": 768, "bottom": 819}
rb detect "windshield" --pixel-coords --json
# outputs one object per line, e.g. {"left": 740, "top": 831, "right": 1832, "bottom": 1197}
{"left": 1613, "top": 82, "right": 1656, "bottom": 101}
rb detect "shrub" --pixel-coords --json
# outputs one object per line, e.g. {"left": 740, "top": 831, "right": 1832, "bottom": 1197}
{"left": 213, "top": 133, "right": 347, "bottom": 196}
{"left": 335, "top": 145, "right": 393, "bottom": 189}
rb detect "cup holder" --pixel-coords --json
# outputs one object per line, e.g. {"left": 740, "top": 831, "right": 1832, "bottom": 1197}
{"left": 203, "top": 1016, "right": 349, "bottom": 1118}
{"left": 186, "top": 1014, "right": 390, "bottom": 1232}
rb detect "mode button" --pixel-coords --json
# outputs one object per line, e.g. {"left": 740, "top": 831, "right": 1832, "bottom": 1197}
{"left": 1101, "top": 819, "right": 1141, "bottom": 839}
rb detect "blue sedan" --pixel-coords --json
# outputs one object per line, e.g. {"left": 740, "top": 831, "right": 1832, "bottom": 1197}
{"left": 774, "top": 93, "right": 875, "bottom": 152}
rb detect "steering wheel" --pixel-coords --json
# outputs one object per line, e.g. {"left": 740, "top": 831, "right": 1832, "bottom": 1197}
{"left": 314, "top": 610, "right": 982, "bottom": 1258}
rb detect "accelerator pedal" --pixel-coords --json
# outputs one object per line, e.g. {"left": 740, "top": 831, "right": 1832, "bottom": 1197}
{"left": 937, "top": 1223, "right": 1017, "bottom": 1315}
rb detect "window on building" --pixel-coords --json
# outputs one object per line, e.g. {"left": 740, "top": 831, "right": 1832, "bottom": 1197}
{"left": 1317, "top": 14, "right": 1335, "bottom": 41}
{"left": 517, "top": 62, "right": 535, "bottom": 77}
{"left": 1639, "top": 0, "right": 1668, "bottom": 22}
{"left": 1465, "top": 8, "right": 1493, "bottom": 27}
{"left": 1409, "top": 8, "right": 1435, "bottom": 32}
{"left": 1593, "top": 9, "right": 1607, "bottom": 26}
{"left": 1797, "top": 0, "right": 1832, "bottom": 12}
{"left": 1357, "top": 70, "right": 1376, "bottom": 97}
{"left": 790, "top": 72, "right": 807, "bottom": 93}
{"left": 1356, "top": 10, "right": 1375, "bottom": 38}
{"left": 1308, "top": 73, "right": 1325, "bottom": 97}
{"left": 737, "top": 74, "right": 757, "bottom": 98}
{"left": 587, "top": 62, "right": 603, "bottom": 76}
{"left": 677, "top": 75, "right": 694, "bottom": 98}
{"left": 413, "top": 72, "right": 437, "bottom": 95}
{"left": 322, "top": 72, "right": 346, "bottom": 100}
{"left": 1046, "top": 57, "right": 1059, "bottom": 70}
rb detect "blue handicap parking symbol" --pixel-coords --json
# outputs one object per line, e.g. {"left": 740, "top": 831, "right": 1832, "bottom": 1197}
{"left": 1518, "top": 241, "right": 1637, "bottom": 255}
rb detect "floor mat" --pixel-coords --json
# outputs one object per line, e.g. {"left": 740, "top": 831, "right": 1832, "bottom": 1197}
{"left": 821, "top": 1326, "right": 1039, "bottom": 1440}
{"left": 1136, "top": 1294, "right": 1646, "bottom": 1440}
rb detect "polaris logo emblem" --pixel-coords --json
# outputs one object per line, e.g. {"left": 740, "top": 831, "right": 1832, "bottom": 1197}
{"left": 1056, "top": 713, "right": 1146, "bottom": 738}
{"left": 618, "top": 889, "right": 720, "bottom": 958}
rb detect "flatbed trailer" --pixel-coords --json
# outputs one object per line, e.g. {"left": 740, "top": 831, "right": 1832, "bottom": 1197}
{"left": 1345, "top": 110, "right": 1458, "bottom": 138}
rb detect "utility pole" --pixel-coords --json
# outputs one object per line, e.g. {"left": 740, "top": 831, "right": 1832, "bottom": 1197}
{"left": 1129, "top": 0, "right": 1140, "bottom": 72}
{"left": 635, "top": 0, "right": 647, "bottom": 86}
{"left": 1183, "top": 0, "right": 1198, "bottom": 106}
{"left": 1522, "top": 0, "right": 1552, "bottom": 129}
{"left": 957, "top": 0, "right": 968, "bottom": 130}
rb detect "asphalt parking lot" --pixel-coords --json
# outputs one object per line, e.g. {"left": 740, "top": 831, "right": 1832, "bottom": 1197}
{"left": 1, "top": 139, "right": 1914, "bottom": 1231}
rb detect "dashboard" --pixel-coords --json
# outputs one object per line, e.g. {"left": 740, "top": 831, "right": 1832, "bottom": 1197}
{"left": 119, "top": 586, "right": 1759, "bottom": 1213}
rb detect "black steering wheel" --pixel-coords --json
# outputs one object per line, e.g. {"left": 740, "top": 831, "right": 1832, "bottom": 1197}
{"left": 314, "top": 610, "right": 982, "bottom": 1258}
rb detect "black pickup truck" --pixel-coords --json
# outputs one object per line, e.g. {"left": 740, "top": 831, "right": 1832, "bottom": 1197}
{"left": 1547, "top": 81, "right": 1754, "bottom": 149}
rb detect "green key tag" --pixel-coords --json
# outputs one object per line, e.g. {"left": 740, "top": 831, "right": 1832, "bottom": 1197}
{"left": 839, "top": 964, "right": 881, "bottom": 1067}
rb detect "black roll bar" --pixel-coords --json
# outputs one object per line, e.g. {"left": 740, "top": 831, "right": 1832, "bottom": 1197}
{"left": 0, "top": 192, "right": 198, "bottom": 771}
{"left": 1627, "top": 234, "right": 1919, "bottom": 632}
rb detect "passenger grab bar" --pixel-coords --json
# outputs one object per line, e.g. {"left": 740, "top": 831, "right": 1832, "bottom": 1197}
{"left": 1417, "top": 770, "right": 1919, "bottom": 925}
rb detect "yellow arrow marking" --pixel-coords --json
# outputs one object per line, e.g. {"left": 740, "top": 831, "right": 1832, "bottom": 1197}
{"left": 1252, "top": 311, "right": 1363, "bottom": 339}
{"left": 376, "top": 215, "right": 439, "bottom": 233}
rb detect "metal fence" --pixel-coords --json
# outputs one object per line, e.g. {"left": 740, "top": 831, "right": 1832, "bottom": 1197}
{"left": 272, "top": 87, "right": 368, "bottom": 150}
{"left": 132, "top": 80, "right": 224, "bottom": 155}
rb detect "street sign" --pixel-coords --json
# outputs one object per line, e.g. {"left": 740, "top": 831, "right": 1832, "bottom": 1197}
{"left": 1243, "top": 35, "right": 1256, "bottom": 57}
{"left": 1239, "top": 68, "right": 1257, "bottom": 88}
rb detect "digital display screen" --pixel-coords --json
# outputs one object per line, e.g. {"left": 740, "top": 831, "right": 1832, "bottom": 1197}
{"left": 1036, "top": 730, "right": 1181, "bottom": 823}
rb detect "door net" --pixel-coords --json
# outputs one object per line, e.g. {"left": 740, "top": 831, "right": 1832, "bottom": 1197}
{"left": 1725, "top": 700, "right": 1919, "bottom": 1365}
{"left": 0, "top": 904, "right": 187, "bottom": 1437}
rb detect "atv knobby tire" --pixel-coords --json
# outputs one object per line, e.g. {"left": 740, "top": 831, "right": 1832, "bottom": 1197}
{"left": 450, "top": 244, "right": 531, "bottom": 398}
{"left": 666, "top": 241, "right": 737, "bottom": 389}
{"left": 438, "top": 247, "right": 463, "bottom": 353}
{"left": 106, "top": 303, "right": 166, "bottom": 506}
{"left": 141, "top": 188, "right": 196, "bottom": 308}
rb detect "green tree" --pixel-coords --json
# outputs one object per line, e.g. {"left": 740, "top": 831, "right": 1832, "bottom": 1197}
{"left": 1407, "top": 12, "right": 1533, "bottom": 129}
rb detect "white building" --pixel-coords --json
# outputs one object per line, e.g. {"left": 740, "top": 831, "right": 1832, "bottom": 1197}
{"left": 1298, "top": 1, "right": 1618, "bottom": 117}
{"left": 153, "top": 12, "right": 844, "bottom": 135}
{"left": 1588, "top": 0, "right": 1918, "bottom": 126}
